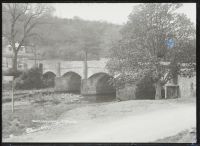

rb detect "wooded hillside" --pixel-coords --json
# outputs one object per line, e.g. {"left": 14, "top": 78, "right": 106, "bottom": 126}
{"left": 30, "top": 17, "right": 121, "bottom": 60}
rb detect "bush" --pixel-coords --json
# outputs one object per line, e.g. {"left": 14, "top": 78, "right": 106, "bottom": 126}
{"left": 15, "top": 67, "right": 44, "bottom": 90}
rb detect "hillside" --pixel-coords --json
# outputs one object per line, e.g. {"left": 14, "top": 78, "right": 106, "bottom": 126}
{"left": 34, "top": 17, "right": 122, "bottom": 60}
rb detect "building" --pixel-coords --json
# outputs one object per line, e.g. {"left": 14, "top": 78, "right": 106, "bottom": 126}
{"left": 2, "top": 42, "right": 40, "bottom": 71}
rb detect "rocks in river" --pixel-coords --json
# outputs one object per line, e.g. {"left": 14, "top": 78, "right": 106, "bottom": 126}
{"left": 56, "top": 93, "right": 82, "bottom": 103}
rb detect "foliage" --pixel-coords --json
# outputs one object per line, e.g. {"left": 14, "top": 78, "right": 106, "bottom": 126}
{"left": 31, "top": 17, "right": 121, "bottom": 60}
{"left": 107, "top": 3, "right": 196, "bottom": 91}
{"left": 15, "top": 67, "right": 44, "bottom": 90}
{"left": 2, "top": 4, "right": 121, "bottom": 61}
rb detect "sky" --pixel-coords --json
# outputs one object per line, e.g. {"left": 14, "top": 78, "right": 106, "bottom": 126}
{"left": 51, "top": 3, "right": 196, "bottom": 25}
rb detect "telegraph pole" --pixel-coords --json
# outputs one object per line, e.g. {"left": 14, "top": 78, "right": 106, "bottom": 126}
{"left": 83, "top": 50, "right": 88, "bottom": 80}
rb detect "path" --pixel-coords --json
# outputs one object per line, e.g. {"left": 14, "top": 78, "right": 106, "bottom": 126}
{"left": 3, "top": 100, "right": 196, "bottom": 142}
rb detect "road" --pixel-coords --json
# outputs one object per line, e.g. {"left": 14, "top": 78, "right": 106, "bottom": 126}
{"left": 3, "top": 100, "right": 196, "bottom": 142}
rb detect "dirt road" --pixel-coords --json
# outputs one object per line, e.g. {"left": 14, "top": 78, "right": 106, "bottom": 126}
{"left": 3, "top": 100, "right": 196, "bottom": 143}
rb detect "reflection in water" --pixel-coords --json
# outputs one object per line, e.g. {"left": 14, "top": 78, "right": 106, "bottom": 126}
{"left": 82, "top": 93, "right": 116, "bottom": 103}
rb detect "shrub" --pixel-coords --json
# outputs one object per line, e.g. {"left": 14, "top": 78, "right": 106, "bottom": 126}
{"left": 15, "top": 67, "right": 44, "bottom": 90}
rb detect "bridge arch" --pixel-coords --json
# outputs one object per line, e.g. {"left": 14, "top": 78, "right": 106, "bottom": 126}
{"left": 61, "top": 70, "right": 81, "bottom": 78}
{"left": 42, "top": 71, "right": 56, "bottom": 87}
{"left": 43, "top": 70, "right": 57, "bottom": 76}
{"left": 55, "top": 71, "right": 81, "bottom": 93}
{"left": 87, "top": 72, "right": 116, "bottom": 95}
{"left": 62, "top": 71, "right": 81, "bottom": 78}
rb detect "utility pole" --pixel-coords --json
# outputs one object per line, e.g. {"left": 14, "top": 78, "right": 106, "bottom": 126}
{"left": 165, "top": 36, "right": 180, "bottom": 99}
{"left": 11, "top": 76, "right": 14, "bottom": 112}
{"left": 12, "top": 81, "right": 14, "bottom": 112}
{"left": 83, "top": 50, "right": 88, "bottom": 80}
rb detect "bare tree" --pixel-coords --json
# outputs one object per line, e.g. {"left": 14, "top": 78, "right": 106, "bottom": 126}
{"left": 2, "top": 3, "right": 52, "bottom": 72}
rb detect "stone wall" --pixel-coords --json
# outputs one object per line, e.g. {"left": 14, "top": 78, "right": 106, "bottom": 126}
{"left": 116, "top": 75, "right": 196, "bottom": 101}
{"left": 81, "top": 79, "right": 97, "bottom": 95}
{"left": 96, "top": 76, "right": 115, "bottom": 94}
{"left": 178, "top": 75, "right": 196, "bottom": 98}
{"left": 81, "top": 75, "right": 116, "bottom": 95}
{"left": 54, "top": 76, "right": 81, "bottom": 93}
{"left": 116, "top": 84, "right": 137, "bottom": 101}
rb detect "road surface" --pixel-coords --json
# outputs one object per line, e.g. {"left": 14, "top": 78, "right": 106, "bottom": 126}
{"left": 3, "top": 100, "right": 196, "bottom": 142}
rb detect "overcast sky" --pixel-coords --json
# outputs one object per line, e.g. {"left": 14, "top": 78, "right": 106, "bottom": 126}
{"left": 52, "top": 3, "right": 196, "bottom": 25}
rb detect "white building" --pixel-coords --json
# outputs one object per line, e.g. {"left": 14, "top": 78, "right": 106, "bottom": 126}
{"left": 2, "top": 42, "right": 36, "bottom": 71}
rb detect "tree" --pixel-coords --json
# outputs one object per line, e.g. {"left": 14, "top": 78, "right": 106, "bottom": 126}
{"left": 2, "top": 3, "right": 52, "bottom": 72}
{"left": 107, "top": 3, "right": 196, "bottom": 99}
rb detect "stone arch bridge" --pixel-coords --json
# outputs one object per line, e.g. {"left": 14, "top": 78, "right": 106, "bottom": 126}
{"left": 40, "top": 58, "right": 116, "bottom": 95}
{"left": 42, "top": 59, "right": 109, "bottom": 78}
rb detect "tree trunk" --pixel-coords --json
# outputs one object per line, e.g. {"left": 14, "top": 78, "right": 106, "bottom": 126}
{"left": 172, "top": 73, "right": 178, "bottom": 85}
{"left": 12, "top": 50, "right": 18, "bottom": 72}
{"left": 171, "top": 51, "right": 178, "bottom": 85}
{"left": 83, "top": 51, "right": 88, "bottom": 79}
{"left": 155, "top": 80, "right": 162, "bottom": 100}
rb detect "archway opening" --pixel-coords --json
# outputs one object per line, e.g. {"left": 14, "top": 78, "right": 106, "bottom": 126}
{"left": 62, "top": 71, "right": 81, "bottom": 93}
{"left": 43, "top": 72, "right": 56, "bottom": 87}
{"left": 87, "top": 72, "right": 116, "bottom": 101}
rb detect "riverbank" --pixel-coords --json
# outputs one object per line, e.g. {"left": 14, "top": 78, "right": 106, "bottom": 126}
{"left": 2, "top": 90, "right": 97, "bottom": 138}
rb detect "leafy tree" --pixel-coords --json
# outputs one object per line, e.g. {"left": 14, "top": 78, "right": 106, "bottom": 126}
{"left": 107, "top": 3, "right": 196, "bottom": 99}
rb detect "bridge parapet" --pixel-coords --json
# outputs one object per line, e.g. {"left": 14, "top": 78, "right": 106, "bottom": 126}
{"left": 41, "top": 58, "right": 110, "bottom": 79}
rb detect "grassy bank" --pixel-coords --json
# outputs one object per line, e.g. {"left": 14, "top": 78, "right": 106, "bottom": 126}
{"left": 2, "top": 88, "right": 55, "bottom": 103}
{"left": 2, "top": 89, "right": 86, "bottom": 138}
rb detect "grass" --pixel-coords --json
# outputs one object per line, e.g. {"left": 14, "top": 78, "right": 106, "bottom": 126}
{"left": 2, "top": 89, "right": 85, "bottom": 138}
{"left": 2, "top": 88, "right": 55, "bottom": 103}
